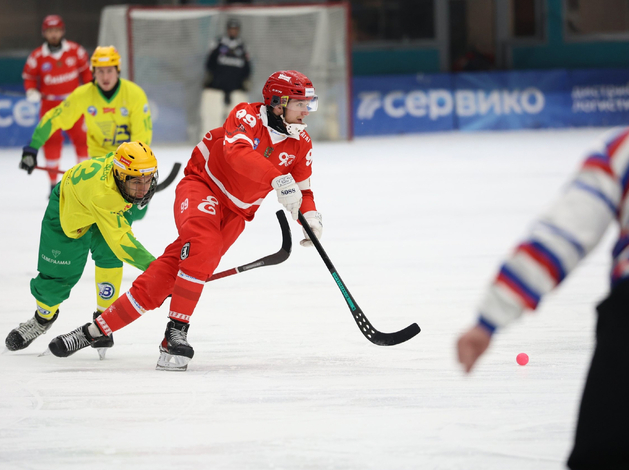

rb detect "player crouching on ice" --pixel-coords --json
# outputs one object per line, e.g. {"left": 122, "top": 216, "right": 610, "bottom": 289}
{"left": 5, "top": 142, "right": 159, "bottom": 358}
{"left": 47, "top": 70, "right": 324, "bottom": 371}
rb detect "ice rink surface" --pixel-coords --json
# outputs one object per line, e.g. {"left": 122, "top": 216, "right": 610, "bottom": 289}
{"left": 0, "top": 128, "right": 618, "bottom": 469}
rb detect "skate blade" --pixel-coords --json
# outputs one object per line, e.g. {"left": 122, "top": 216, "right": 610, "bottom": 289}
{"left": 96, "top": 348, "right": 107, "bottom": 360}
{"left": 155, "top": 351, "right": 190, "bottom": 371}
{"left": 39, "top": 347, "right": 52, "bottom": 357}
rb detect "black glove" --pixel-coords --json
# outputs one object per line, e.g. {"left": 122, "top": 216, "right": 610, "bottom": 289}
{"left": 19, "top": 146, "right": 38, "bottom": 174}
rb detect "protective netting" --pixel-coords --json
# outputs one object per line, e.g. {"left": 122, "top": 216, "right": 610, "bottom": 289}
{"left": 98, "top": 5, "right": 351, "bottom": 143}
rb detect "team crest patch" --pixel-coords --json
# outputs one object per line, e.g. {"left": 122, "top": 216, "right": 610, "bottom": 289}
{"left": 264, "top": 146, "right": 274, "bottom": 158}
{"left": 143, "top": 104, "right": 149, "bottom": 113}
{"left": 42, "top": 63, "right": 52, "bottom": 72}
{"left": 121, "top": 107, "right": 129, "bottom": 117}
{"left": 88, "top": 106, "right": 97, "bottom": 116}
{"left": 98, "top": 282, "right": 115, "bottom": 300}
{"left": 253, "top": 138, "right": 260, "bottom": 150}
{"left": 181, "top": 242, "right": 190, "bottom": 260}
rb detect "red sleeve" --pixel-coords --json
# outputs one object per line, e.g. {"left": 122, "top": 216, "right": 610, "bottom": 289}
{"left": 223, "top": 104, "right": 282, "bottom": 184}
{"left": 291, "top": 140, "right": 316, "bottom": 214}
{"left": 75, "top": 45, "right": 92, "bottom": 83}
{"left": 22, "top": 51, "right": 39, "bottom": 90}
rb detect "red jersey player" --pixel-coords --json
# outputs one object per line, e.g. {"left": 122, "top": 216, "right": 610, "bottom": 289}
{"left": 22, "top": 15, "right": 92, "bottom": 193}
{"left": 48, "top": 70, "right": 325, "bottom": 371}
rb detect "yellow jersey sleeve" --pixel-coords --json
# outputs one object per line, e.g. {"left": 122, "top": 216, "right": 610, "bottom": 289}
{"left": 59, "top": 155, "right": 156, "bottom": 271}
{"left": 127, "top": 81, "right": 152, "bottom": 145}
{"left": 30, "top": 86, "right": 86, "bottom": 149}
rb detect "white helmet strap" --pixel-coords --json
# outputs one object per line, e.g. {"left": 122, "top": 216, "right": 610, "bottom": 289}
{"left": 281, "top": 115, "right": 307, "bottom": 136}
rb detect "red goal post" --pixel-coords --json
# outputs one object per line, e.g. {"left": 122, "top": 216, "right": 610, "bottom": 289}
{"left": 98, "top": 3, "right": 352, "bottom": 143}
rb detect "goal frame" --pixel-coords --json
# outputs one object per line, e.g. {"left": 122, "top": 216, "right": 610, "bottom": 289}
{"left": 123, "top": 2, "right": 354, "bottom": 141}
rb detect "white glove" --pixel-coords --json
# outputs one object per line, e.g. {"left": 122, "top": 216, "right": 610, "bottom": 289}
{"left": 300, "top": 211, "right": 323, "bottom": 247}
{"left": 26, "top": 89, "right": 41, "bottom": 103}
{"left": 271, "top": 174, "right": 302, "bottom": 220}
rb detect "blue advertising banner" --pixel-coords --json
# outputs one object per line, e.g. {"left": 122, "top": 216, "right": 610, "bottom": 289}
{"left": 453, "top": 70, "right": 570, "bottom": 130}
{"left": 4, "top": 68, "right": 629, "bottom": 145}
{"left": 569, "top": 69, "right": 629, "bottom": 127}
{"left": 0, "top": 87, "right": 39, "bottom": 147}
{"left": 353, "top": 68, "right": 629, "bottom": 136}
{"left": 353, "top": 74, "right": 455, "bottom": 136}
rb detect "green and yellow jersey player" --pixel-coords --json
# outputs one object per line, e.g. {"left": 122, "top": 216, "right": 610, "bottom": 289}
{"left": 7, "top": 141, "right": 159, "bottom": 357}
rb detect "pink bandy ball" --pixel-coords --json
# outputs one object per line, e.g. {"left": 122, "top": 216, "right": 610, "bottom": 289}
{"left": 516, "top": 353, "right": 529, "bottom": 366}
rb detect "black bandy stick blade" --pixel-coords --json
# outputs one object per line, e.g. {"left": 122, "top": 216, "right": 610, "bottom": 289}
{"left": 370, "top": 323, "right": 421, "bottom": 346}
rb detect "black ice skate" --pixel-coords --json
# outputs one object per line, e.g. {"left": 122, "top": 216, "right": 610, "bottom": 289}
{"left": 91, "top": 312, "right": 113, "bottom": 360}
{"left": 48, "top": 323, "right": 96, "bottom": 357}
{"left": 156, "top": 320, "right": 194, "bottom": 372}
{"left": 5, "top": 310, "right": 59, "bottom": 351}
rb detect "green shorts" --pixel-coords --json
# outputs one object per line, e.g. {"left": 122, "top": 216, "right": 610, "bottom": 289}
{"left": 29, "top": 184, "right": 145, "bottom": 307}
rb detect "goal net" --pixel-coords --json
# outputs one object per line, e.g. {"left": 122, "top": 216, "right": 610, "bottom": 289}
{"left": 98, "top": 3, "right": 351, "bottom": 144}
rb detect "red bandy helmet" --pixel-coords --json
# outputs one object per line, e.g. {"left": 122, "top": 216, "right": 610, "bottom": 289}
{"left": 262, "top": 70, "right": 318, "bottom": 112}
{"left": 42, "top": 15, "right": 65, "bottom": 32}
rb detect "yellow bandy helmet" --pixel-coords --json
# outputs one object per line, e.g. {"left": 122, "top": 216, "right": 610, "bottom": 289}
{"left": 113, "top": 141, "right": 159, "bottom": 206}
{"left": 91, "top": 46, "right": 121, "bottom": 72}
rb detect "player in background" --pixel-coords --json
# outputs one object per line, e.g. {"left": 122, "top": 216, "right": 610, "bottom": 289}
{"left": 20, "top": 46, "right": 152, "bottom": 191}
{"left": 6, "top": 142, "right": 159, "bottom": 358}
{"left": 200, "top": 18, "right": 251, "bottom": 139}
{"left": 456, "top": 127, "right": 629, "bottom": 469}
{"left": 23, "top": 15, "right": 92, "bottom": 194}
{"left": 47, "top": 70, "right": 324, "bottom": 372}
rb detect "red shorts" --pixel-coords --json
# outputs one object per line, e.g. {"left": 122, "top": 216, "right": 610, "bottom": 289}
{"left": 130, "top": 175, "right": 246, "bottom": 310}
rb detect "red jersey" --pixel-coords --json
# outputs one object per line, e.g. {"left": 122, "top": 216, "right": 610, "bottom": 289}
{"left": 22, "top": 39, "right": 92, "bottom": 101}
{"left": 185, "top": 102, "right": 317, "bottom": 221}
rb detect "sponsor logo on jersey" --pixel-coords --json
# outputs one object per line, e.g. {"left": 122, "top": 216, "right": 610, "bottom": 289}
{"left": 198, "top": 195, "right": 219, "bottom": 215}
{"left": 103, "top": 107, "right": 116, "bottom": 114}
{"left": 97, "top": 282, "right": 116, "bottom": 300}
{"left": 278, "top": 152, "right": 296, "bottom": 167}
{"left": 181, "top": 242, "right": 190, "bottom": 260}
{"left": 217, "top": 55, "right": 246, "bottom": 67}
{"left": 52, "top": 249, "right": 61, "bottom": 258}
{"left": 41, "top": 254, "right": 71, "bottom": 265}
{"left": 264, "top": 146, "right": 274, "bottom": 158}
{"left": 120, "top": 107, "right": 129, "bottom": 117}
{"left": 88, "top": 106, "right": 97, "bottom": 116}
{"left": 65, "top": 57, "right": 76, "bottom": 67}
{"left": 253, "top": 138, "right": 260, "bottom": 149}
{"left": 42, "top": 62, "right": 53, "bottom": 72}
{"left": 43, "top": 70, "right": 78, "bottom": 85}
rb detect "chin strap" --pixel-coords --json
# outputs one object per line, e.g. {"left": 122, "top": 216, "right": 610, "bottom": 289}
{"left": 264, "top": 105, "right": 307, "bottom": 136}
{"left": 282, "top": 118, "right": 307, "bottom": 136}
